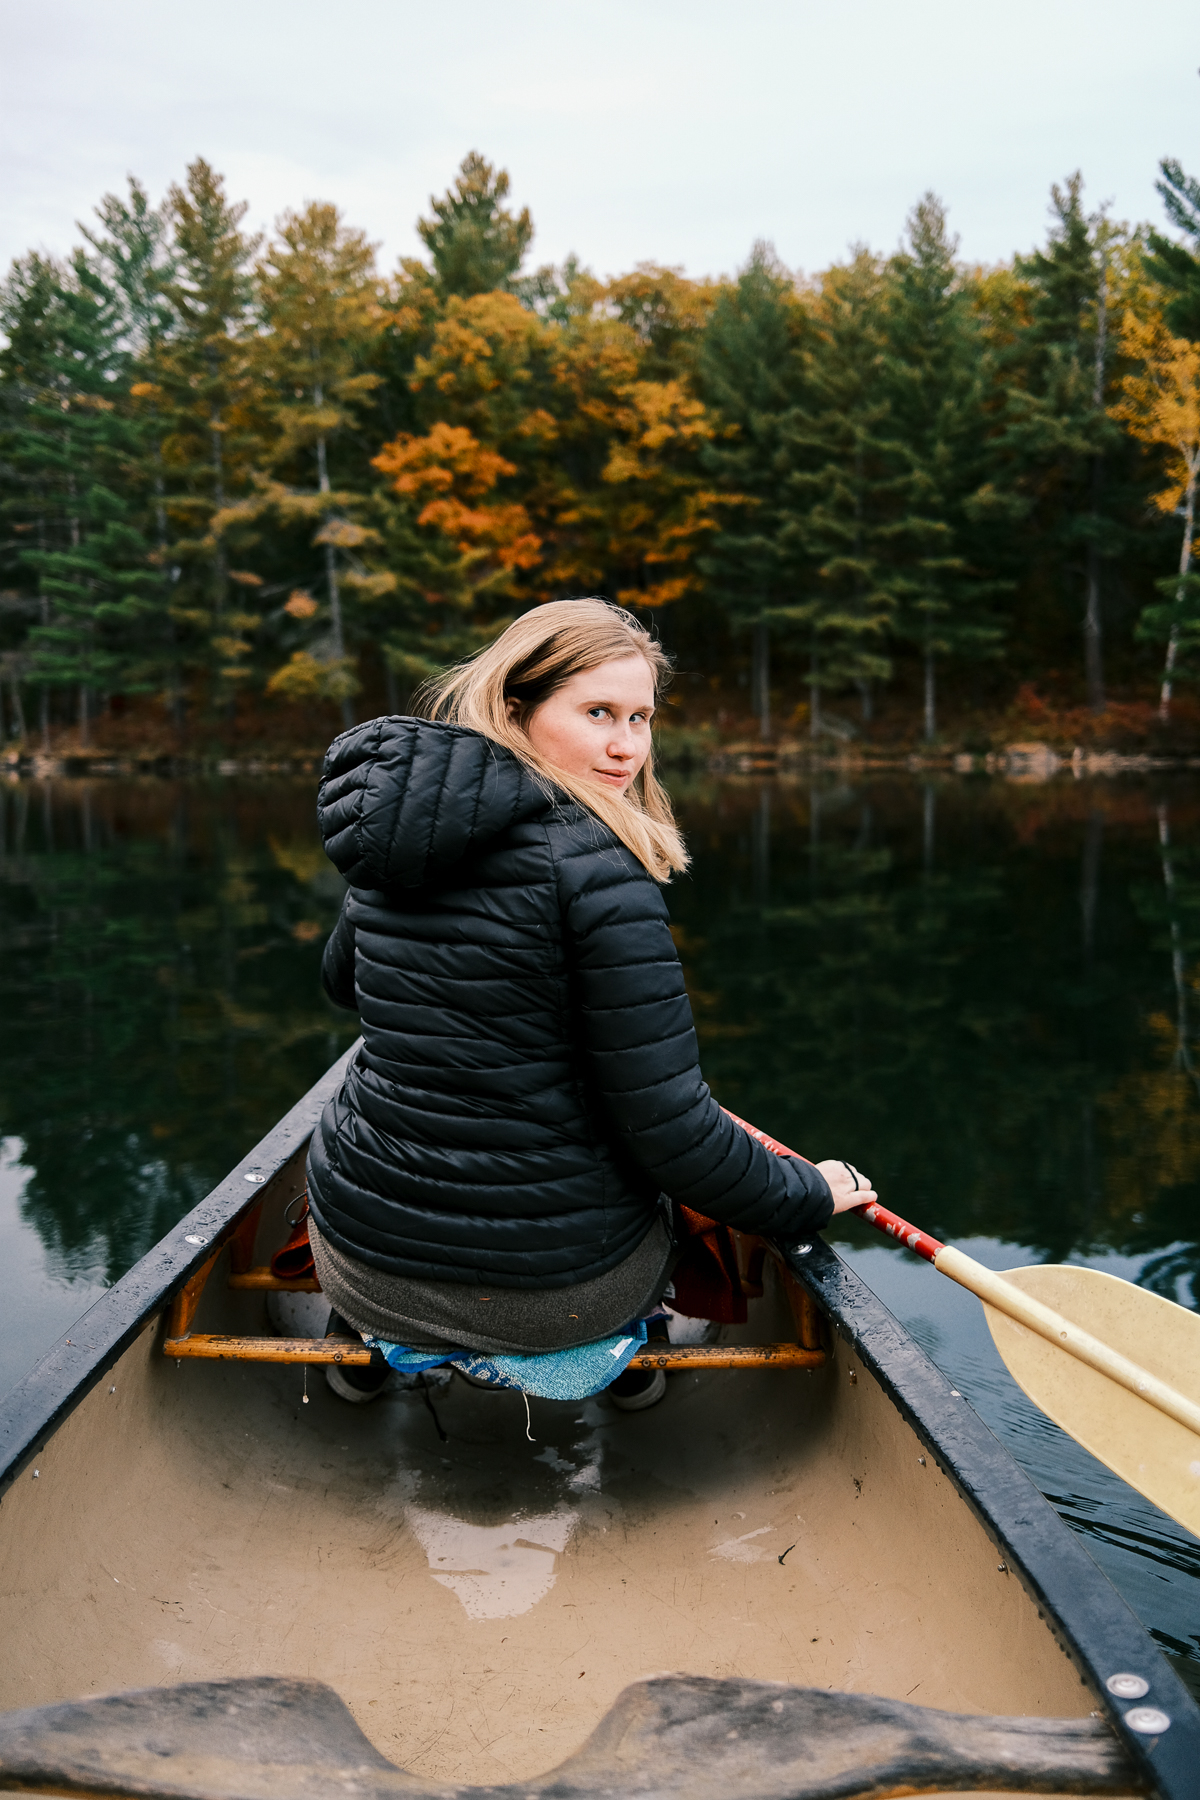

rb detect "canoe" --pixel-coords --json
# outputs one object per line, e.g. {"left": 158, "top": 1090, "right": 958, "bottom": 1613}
{"left": 1, "top": 1045, "right": 1198, "bottom": 1800}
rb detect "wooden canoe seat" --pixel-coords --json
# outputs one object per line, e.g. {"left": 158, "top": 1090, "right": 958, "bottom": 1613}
{"left": 161, "top": 1202, "right": 826, "bottom": 1371}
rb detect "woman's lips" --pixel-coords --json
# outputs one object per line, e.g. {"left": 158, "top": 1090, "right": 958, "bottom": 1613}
{"left": 595, "top": 768, "right": 631, "bottom": 785}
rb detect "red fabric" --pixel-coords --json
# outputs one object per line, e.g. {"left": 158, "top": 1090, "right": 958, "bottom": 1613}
{"left": 669, "top": 1205, "right": 748, "bottom": 1324}
{"left": 270, "top": 1216, "right": 316, "bottom": 1281}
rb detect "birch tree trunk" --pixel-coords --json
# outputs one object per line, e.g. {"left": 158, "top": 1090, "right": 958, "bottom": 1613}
{"left": 923, "top": 643, "right": 936, "bottom": 742}
{"left": 1160, "top": 457, "right": 1198, "bottom": 722}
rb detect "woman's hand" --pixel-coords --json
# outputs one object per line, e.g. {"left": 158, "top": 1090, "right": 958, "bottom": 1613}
{"left": 815, "top": 1159, "right": 877, "bottom": 1214}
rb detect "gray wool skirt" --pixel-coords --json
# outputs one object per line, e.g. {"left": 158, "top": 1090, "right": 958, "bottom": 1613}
{"left": 309, "top": 1214, "right": 674, "bottom": 1356}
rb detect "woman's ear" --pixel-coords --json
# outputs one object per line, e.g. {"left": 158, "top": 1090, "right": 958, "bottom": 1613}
{"left": 505, "top": 696, "right": 520, "bottom": 722}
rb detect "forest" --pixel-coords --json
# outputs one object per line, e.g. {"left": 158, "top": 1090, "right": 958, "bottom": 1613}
{"left": 2, "top": 150, "right": 1200, "bottom": 757}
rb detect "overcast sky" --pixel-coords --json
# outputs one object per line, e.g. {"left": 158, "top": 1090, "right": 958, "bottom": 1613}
{"left": 3, "top": 0, "right": 1198, "bottom": 286}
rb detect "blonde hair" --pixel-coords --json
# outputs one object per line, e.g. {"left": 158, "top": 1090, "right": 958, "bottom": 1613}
{"left": 417, "top": 599, "right": 689, "bottom": 880}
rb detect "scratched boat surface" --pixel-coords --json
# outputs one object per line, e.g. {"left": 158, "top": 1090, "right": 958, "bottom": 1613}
{"left": 0, "top": 1047, "right": 1197, "bottom": 1798}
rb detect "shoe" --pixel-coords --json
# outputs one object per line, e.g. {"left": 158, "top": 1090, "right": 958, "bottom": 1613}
{"left": 324, "top": 1310, "right": 391, "bottom": 1404}
{"left": 325, "top": 1362, "right": 391, "bottom": 1403}
{"left": 609, "top": 1366, "right": 667, "bottom": 1411}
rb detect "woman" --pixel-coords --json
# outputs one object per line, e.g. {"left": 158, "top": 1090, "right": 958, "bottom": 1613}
{"left": 307, "top": 598, "right": 875, "bottom": 1408}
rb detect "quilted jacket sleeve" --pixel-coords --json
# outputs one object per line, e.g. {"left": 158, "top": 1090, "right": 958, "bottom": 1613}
{"left": 321, "top": 894, "right": 359, "bottom": 1011}
{"left": 555, "top": 818, "right": 834, "bottom": 1240}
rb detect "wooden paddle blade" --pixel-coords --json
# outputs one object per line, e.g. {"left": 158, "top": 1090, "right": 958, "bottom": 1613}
{"left": 0, "top": 1673, "right": 1137, "bottom": 1800}
{"left": 984, "top": 1264, "right": 1200, "bottom": 1537}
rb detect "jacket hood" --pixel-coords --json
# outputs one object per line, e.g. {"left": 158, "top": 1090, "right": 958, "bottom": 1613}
{"left": 318, "top": 716, "right": 552, "bottom": 889}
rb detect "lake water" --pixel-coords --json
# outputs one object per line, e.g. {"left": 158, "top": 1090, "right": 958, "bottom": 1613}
{"left": 2, "top": 770, "right": 1199, "bottom": 1693}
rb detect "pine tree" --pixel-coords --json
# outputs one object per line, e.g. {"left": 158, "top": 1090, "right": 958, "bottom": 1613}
{"left": 698, "top": 242, "right": 808, "bottom": 737}
{"left": 1002, "top": 177, "right": 1128, "bottom": 709}
{"left": 155, "top": 159, "right": 262, "bottom": 712}
{"left": 1145, "top": 160, "right": 1200, "bottom": 340}
{"left": 0, "top": 252, "right": 62, "bottom": 744}
{"left": 882, "top": 196, "right": 1008, "bottom": 739}
{"left": 779, "top": 251, "right": 903, "bottom": 735}
{"left": 0, "top": 247, "right": 166, "bottom": 745}
{"left": 417, "top": 153, "right": 533, "bottom": 299}
{"left": 81, "top": 179, "right": 181, "bottom": 716}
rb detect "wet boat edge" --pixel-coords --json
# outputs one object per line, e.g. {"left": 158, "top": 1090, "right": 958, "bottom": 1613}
{"left": 786, "top": 1237, "right": 1200, "bottom": 1796}
{"left": 0, "top": 1043, "right": 359, "bottom": 1504}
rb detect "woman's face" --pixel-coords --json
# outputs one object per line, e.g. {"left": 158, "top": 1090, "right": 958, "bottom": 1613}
{"left": 521, "top": 654, "right": 656, "bottom": 795}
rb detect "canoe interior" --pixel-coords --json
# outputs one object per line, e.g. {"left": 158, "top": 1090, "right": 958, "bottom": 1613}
{"left": 0, "top": 1139, "right": 1115, "bottom": 1796}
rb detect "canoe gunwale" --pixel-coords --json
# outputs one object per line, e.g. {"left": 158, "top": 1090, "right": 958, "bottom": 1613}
{"left": 783, "top": 1237, "right": 1200, "bottom": 1799}
{"left": 1, "top": 1045, "right": 1198, "bottom": 1796}
{"left": 0, "top": 1041, "right": 359, "bottom": 1506}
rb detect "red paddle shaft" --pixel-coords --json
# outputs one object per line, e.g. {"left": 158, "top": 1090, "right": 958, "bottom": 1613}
{"left": 721, "top": 1108, "right": 945, "bottom": 1264}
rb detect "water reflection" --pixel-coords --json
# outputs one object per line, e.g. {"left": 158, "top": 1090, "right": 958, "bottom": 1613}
{"left": 0, "top": 779, "right": 357, "bottom": 1310}
{"left": 666, "top": 778, "right": 1200, "bottom": 1282}
{"left": 2, "top": 770, "right": 1199, "bottom": 1684}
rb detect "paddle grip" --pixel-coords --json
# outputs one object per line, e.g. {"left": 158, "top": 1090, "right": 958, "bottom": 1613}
{"left": 722, "top": 1109, "right": 944, "bottom": 1261}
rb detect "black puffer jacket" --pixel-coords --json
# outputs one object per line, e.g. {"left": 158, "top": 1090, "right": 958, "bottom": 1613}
{"left": 306, "top": 716, "right": 833, "bottom": 1286}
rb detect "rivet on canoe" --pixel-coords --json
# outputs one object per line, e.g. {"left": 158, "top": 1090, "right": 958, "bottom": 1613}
{"left": 1107, "top": 1673, "right": 1149, "bottom": 1700}
{"left": 1125, "top": 1707, "right": 1171, "bottom": 1734}
{"left": 997, "top": 1562, "right": 1008, "bottom": 1573}
{"left": 917, "top": 1456, "right": 926, "bottom": 1466}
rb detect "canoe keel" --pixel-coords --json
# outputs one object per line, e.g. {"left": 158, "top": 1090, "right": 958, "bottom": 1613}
{"left": 0, "top": 1673, "right": 1137, "bottom": 1800}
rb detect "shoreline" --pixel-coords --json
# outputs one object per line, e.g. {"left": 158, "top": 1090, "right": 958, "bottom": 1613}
{"left": 5, "top": 737, "right": 1200, "bottom": 783}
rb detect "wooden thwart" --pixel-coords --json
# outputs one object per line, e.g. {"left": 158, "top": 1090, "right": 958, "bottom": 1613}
{"left": 228, "top": 1268, "right": 320, "bottom": 1292}
{"left": 163, "top": 1333, "right": 824, "bottom": 1370}
{"left": 162, "top": 1215, "right": 827, "bottom": 1373}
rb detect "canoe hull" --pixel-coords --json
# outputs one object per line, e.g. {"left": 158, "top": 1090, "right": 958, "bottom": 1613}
{"left": 0, "top": 1046, "right": 1196, "bottom": 1796}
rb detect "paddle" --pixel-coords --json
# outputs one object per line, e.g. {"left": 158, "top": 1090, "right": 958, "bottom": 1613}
{"left": 725, "top": 1110, "right": 1200, "bottom": 1537}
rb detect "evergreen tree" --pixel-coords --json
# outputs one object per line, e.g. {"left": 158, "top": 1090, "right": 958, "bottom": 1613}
{"left": 779, "top": 250, "right": 903, "bottom": 734}
{"left": 81, "top": 179, "right": 181, "bottom": 714}
{"left": 1002, "top": 177, "right": 1128, "bottom": 709}
{"left": 155, "top": 159, "right": 262, "bottom": 712}
{"left": 417, "top": 152, "right": 533, "bottom": 299}
{"left": 0, "top": 249, "right": 165, "bottom": 744}
{"left": 1145, "top": 160, "right": 1200, "bottom": 340}
{"left": 0, "top": 252, "right": 63, "bottom": 743}
{"left": 882, "top": 196, "right": 1008, "bottom": 738}
{"left": 698, "top": 242, "right": 808, "bottom": 736}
